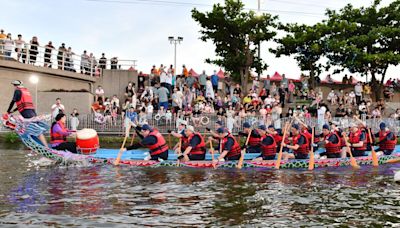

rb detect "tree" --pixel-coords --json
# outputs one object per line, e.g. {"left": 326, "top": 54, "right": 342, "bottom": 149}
{"left": 324, "top": 0, "right": 400, "bottom": 99}
{"left": 191, "top": 0, "right": 277, "bottom": 90}
{"left": 271, "top": 22, "right": 329, "bottom": 89}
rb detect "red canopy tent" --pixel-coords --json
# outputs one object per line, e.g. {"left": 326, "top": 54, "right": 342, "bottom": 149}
{"left": 188, "top": 68, "right": 199, "bottom": 77}
{"left": 287, "top": 75, "right": 301, "bottom": 82}
{"left": 270, "top": 71, "right": 283, "bottom": 81}
{"left": 217, "top": 69, "right": 225, "bottom": 78}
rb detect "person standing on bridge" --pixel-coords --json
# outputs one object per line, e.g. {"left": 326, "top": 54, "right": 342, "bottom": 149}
{"left": 6, "top": 80, "right": 49, "bottom": 147}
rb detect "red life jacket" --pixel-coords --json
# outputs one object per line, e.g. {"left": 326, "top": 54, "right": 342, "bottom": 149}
{"left": 379, "top": 130, "right": 397, "bottom": 151}
{"left": 248, "top": 129, "right": 261, "bottom": 146}
{"left": 15, "top": 87, "right": 35, "bottom": 113}
{"left": 349, "top": 130, "right": 367, "bottom": 151}
{"left": 187, "top": 132, "right": 206, "bottom": 155}
{"left": 362, "top": 127, "right": 374, "bottom": 145}
{"left": 50, "top": 121, "right": 67, "bottom": 144}
{"left": 302, "top": 129, "right": 312, "bottom": 149}
{"left": 324, "top": 132, "right": 341, "bottom": 154}
{"left": 221, "top": 133, "right": 241, "bottom": 157}
{"left": 335, "top": 130, "right": 346, "bottom": 148}
{"left": 292, "top": 133, "right": 309, "bottom": 155}
{"left": 181, "top": 135, "right": 189, "bottom": 151}
{"left": 260, "top": 134, "right": 277, "bottom": 156}
{"left": 272, "top": 133, "right": 282, "bottom": 145}
{"left": 147, "top": 130, "right": 169, "bottom": 155}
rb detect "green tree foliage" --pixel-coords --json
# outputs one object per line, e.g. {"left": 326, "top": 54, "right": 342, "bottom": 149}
{"left": 325, "top": 0, "right": 400, "bottom": 98}
{"left": 191, "top": 0, "right": 277, "bottom": 89}
{"left": 271, "top": 22, "right": 329, "bottom": 89}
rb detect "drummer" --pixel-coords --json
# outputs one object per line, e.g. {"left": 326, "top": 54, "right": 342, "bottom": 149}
{"left": 213, "top": 127, "right": 242, "bottom": 163}
{"left": 50, "top": 113, "right": 77, "bottom": 153}
{"left": 125, "top": 124, "right": 169, "bottom": 160}
{"left": 178, "top": 125, "right": 206, "bottom": 161}
{"left": 238, "top": 122, "right": 261, "bottom": 153}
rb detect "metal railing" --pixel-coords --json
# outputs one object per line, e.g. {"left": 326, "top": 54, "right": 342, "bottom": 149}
{"left": 2, "top": 113, "right": 399, "bottom": 136}
{"left": 0, "top": 42, "right": 137, "bottom": 76}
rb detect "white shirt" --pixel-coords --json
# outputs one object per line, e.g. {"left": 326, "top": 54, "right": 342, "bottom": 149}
{"left": 95, "top": 88, "right": 104, "bottom": 96}
{"left": 51, "top": 104, "right": 65, "bottom": 118}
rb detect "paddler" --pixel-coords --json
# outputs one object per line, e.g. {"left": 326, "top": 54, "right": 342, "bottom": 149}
{"left": 319, "top": 124, "right": 342, "bottom": 158}
{"left": 50, "top": 113, "right": 77, "bottom": 153}
{"left": 213, "top": 127, "right": 242, "bottom": 163}
{"left": 346, "top": 123, "right": 367, "bottom": 157}
{"left": 238, "top": 122, "right": 261, "bottom": 153}
{"left": 6, "top": 80, "right": 49, "bottom": 147}
{"left": 353, "top": 116, "right": 374, "bottom": 151}
{"left": 169, "top": 120, "right": 188, "bottom": 153}
{"left": 282, "top": 124, "right": 310, "bottom": 159}
{"left": 374, "top": 122, "right": 397, "bottom": 155}
{"left": 125, "top": 124, "right": 169, "bottom": 160}
{"left": 253, "top": 125, "right": 277, "bottom": 161}
{"left": 178, "top": 125, "right": 206, "bottom": 161}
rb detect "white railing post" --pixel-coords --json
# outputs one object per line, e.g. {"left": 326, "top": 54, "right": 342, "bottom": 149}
{"left": 62, "top": 52, "right": 65, "bottom": 70}
{"left": 90, "top": 59, "right": 94, "bottom": 77}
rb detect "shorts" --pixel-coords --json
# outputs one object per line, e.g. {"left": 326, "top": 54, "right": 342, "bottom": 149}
{"left": 150, "top": 150, "right": 169, "bottom": 161}
{"left": 257, "top": 154, "right": 276, "bottom": 160}
{"left": 159, "top": 102, "right": 168, "bottom": 110}
{"left": 188, "top": 153, "right": 206, "bottom": 161}
{"left": 225, "top": 154, "right": 241, "bottom": 161}
{"left": 351, "top": 149, "right": 365, "bottom": 157}
{"left": 294, "top": 153, "right": 308, "bottom": 159}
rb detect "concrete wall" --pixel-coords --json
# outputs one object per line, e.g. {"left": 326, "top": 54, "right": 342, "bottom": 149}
{"left": 0, "top": 59, "right": 95, "bottom": 114}
{"left": 94, "top": 69, "right": 138, "bottom": 102}
{"left": 38, "top": 92, "right": 94, "bottom": 115}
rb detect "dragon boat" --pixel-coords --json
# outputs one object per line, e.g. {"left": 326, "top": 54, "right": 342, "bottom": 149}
{"left": 3, "top": 114, "right": 400, "bottom": 169}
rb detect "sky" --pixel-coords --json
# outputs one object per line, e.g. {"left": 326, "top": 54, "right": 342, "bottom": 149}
{"left": 1, "top": 0, "right": 398, "bottom": 81}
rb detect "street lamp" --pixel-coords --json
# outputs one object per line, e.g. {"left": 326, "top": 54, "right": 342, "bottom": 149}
{"left": 168, "top": 36, "right": 183, "bottom": 76}
{"left": 257, "top": 0, "right": 261, "bottom": 81}
{"left": 29, "top": 74, "right": 39, "bottom": 112}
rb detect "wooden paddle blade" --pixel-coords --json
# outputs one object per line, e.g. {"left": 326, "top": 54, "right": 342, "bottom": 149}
{"left": 350, "top": 157, "right": 360, "bottom": 169}
{"left": 237, "top": 149, "right": 245, "bottom": 169}
{"left": 308, "top": 152, "right": 315, "bottom": 170}
{"left": 387, "top": 158, "right": 400, "bottom": 164}
{"left": 275, "top": 153, "right": 283, "bottom": 169}
{"left": 371, "top": 151, "right": 379, "bottom": 167}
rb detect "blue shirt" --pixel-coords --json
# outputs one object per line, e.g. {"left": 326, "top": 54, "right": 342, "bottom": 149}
{"left": 125, "top": 111, "right": 137, "bottom": 122}
{"left": 211, "top": 74, "right": 219, "bottom": 86}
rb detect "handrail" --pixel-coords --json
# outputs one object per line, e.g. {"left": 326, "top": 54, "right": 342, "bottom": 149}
{"left": 0, "top": 42, "right": 138, "bottom": 76}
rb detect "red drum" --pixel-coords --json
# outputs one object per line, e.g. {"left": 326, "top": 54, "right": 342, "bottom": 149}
{"left": 76, "top": 128, "right": 99, "bottom": 154}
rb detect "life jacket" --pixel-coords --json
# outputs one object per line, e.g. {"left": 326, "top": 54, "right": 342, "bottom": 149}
{"left": 248, "top": 129, "right": 261, "bottom": 146}
{"left": 362, "top": 127, "right": 374, "bottom": 145}
{"left": 335, "top": 130, "right": 346, "bottom": 148}
{"left": 15, "top": 87, "right": 34, "bottom": 113}
{"left": 272, "top": 133, "right": 283, "bottom": 145}
{"left": 302, "top": 128, "right": 312, "bottom": 149}
{"left": 324, "top": 132, "right": 341, "bottom": 154}
{"left": 187, "top": 132, "right": 206, "bottom": 155}
{"left": 147, "top": 130, "right": 169, "bottom": 155}
{"left": 50, "top": 121, "right": 67, "bottom": 144}
{"left": 260, "top": 134, "right": 277, "bottom": 156}
{"left": 349, "top": 130, "right": 367, "bottom": 151}
{"left": 292, "top": 133, "right": 309, "bottom": 155}
{"left": 221, "top": 133, "right": 241, "bottom": 157}
{"left": 379, "top": 130, "right": 397, "bottom": 151}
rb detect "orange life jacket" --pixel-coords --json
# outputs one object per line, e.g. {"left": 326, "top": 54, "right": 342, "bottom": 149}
{"left": 292, "top": 133, "right": 309, "bottom": 155}
{"left": 221, "top": 133, "right": 241, "bottom": 157}
{"left": 260, "top": 134, "right": 277, "bottom": 156}
{"left": 379, "top": 130, "right": 397, "bottom": 151}
{"left": 50, "top": 121, "right": 67, "bottom": 144}
{"left": 349, "top": 130, "right": 367, "bottom": 151}
{"left": 147, "top": 130, "right": 169, "bottom": 155}
{"left": 324, "top": 132, "right": 341, "bottom": 154}
{"left": 16, "top": 87, "right": 35, "bottom": 113}
{"left": 187, "top": 132, "right": 206, "bottom": 155}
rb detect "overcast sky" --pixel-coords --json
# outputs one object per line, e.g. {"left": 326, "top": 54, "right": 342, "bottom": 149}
{"left": 1, "top": 0, "right": 398, "bottom": 81}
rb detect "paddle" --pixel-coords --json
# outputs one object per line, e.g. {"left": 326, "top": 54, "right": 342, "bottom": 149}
{"left": 387, "top": 158, "right": 400, "bottom": 164}
{"left": 130, "top": 132, "right": 136, "bottom": 146}
{"left": 342, "top": 132, "right": 360, "bottom": 169}
{"left": 237, "top": 129, "right": 252, "bottom": 169}
{"left": 209, "top": 140, "right": 216, "bottom": 169}
{"left": 113, "top": 125, "right": 131, "bottom": 166}
{"left": 176, "top": 138, "right": 183, "bottom": 166}
{"left": 275, "top": 121, "right": 291, "bottom": 169}
{"left": 308, "top": 127, "right": 315, "bottom": 170}
{"left": 367, "top": 128, "right": 379, "bottom": 167}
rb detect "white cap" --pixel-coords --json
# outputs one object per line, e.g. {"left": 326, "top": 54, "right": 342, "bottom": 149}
{"left": 186, "top": 125, "right": 195, "bottom": 132}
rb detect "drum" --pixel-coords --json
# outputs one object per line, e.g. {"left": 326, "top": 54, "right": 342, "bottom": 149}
{"left": 76, "top": 128, "right": 99, "bottom": 154}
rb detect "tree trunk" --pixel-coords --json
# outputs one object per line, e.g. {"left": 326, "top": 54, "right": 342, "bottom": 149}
{"left": 371, "top": 72, "right": 383, "bottom": 101}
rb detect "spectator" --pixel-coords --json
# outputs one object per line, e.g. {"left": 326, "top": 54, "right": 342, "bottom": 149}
{"left": 51, "top": 98, "right": 65, "bottom": 118}
{"left": 81, "top": 50, "right": 89, "bottom": 74}
{"left": 211, "top": 70, "right": 219, "bottom": 94}
{"left": 140, "top": 86, "right": 154, "bottom": 103}
{"left": 111, "top": 95, "right": 120, "bottom": 110}
{"left": 160, "top": 66, "right": 172, "bottom": 94}
{"left": 70, "top": 108, "right": 80, "bottom": 131}
{"left": 110, "top": 57, "right": 118, "bottom": 69}
{"left": 182, "top": 64, "right": 188, "bottom": 77}
{"left": 29, "top": 36, "right": 39, "bottom": 64}
{"left": 0, "top": 29, "right": 6, "bottom": 53}
{"left": 185, "top": 72, "right": 197, "bottom": 89}
{"left": 198, "top": 70, "right": 207, "bottom": 93}
{"left": 125, "top": 82, "right": 134, "bottom": 102}
{"left": 44, "top": 41, "right": 54, "bottom": 68}
{"left": 95, "top": 85, "right": 105, "bottom": 102}
{"left": 65, "top": 47, "right": 75, "bottom": 72}
{"left": 57, "top": 43, "right": 67, "bottom": 69}
{"left": 288, "top": 80, "right": 295, "bottom": 103}
{"left": 99, "top": 53, "right": 107, "bottom": 69}
{"left": 172, "top": 87, "right": 183, "bottom": 114}
{"left": 14, "top": 34, "right": 25, "bottom": 61}
{"left": 4, "top": 33, "right": 14, "bottom": 60}
{"left": 342, "top": 74, "right": 349, "bottom": 84}
{"left": 263, "top": 75, "right": 271, "bottom": 96}
{"left": 354, "top": 82, "right": 363, "bottom": 105}
{"left": 335, "top": 103, "right": 346, "bottom": 117}
{"left": 205, "top": 78, "right": 215, "bottom": 100}
{"left": 278, "top": 84, "right": 286, "bottom": 107}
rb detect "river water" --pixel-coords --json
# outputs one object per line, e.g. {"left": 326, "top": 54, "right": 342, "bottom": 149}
{"left": 0, "top": 149, "right": 400, "bottom": 227}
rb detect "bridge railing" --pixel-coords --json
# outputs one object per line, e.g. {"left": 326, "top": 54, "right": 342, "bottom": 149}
{"left": 0, "top": 43, "right": 137, "bottom": 76}
{"left": 1, "top": 113, "right": 399, "bottom": 136}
